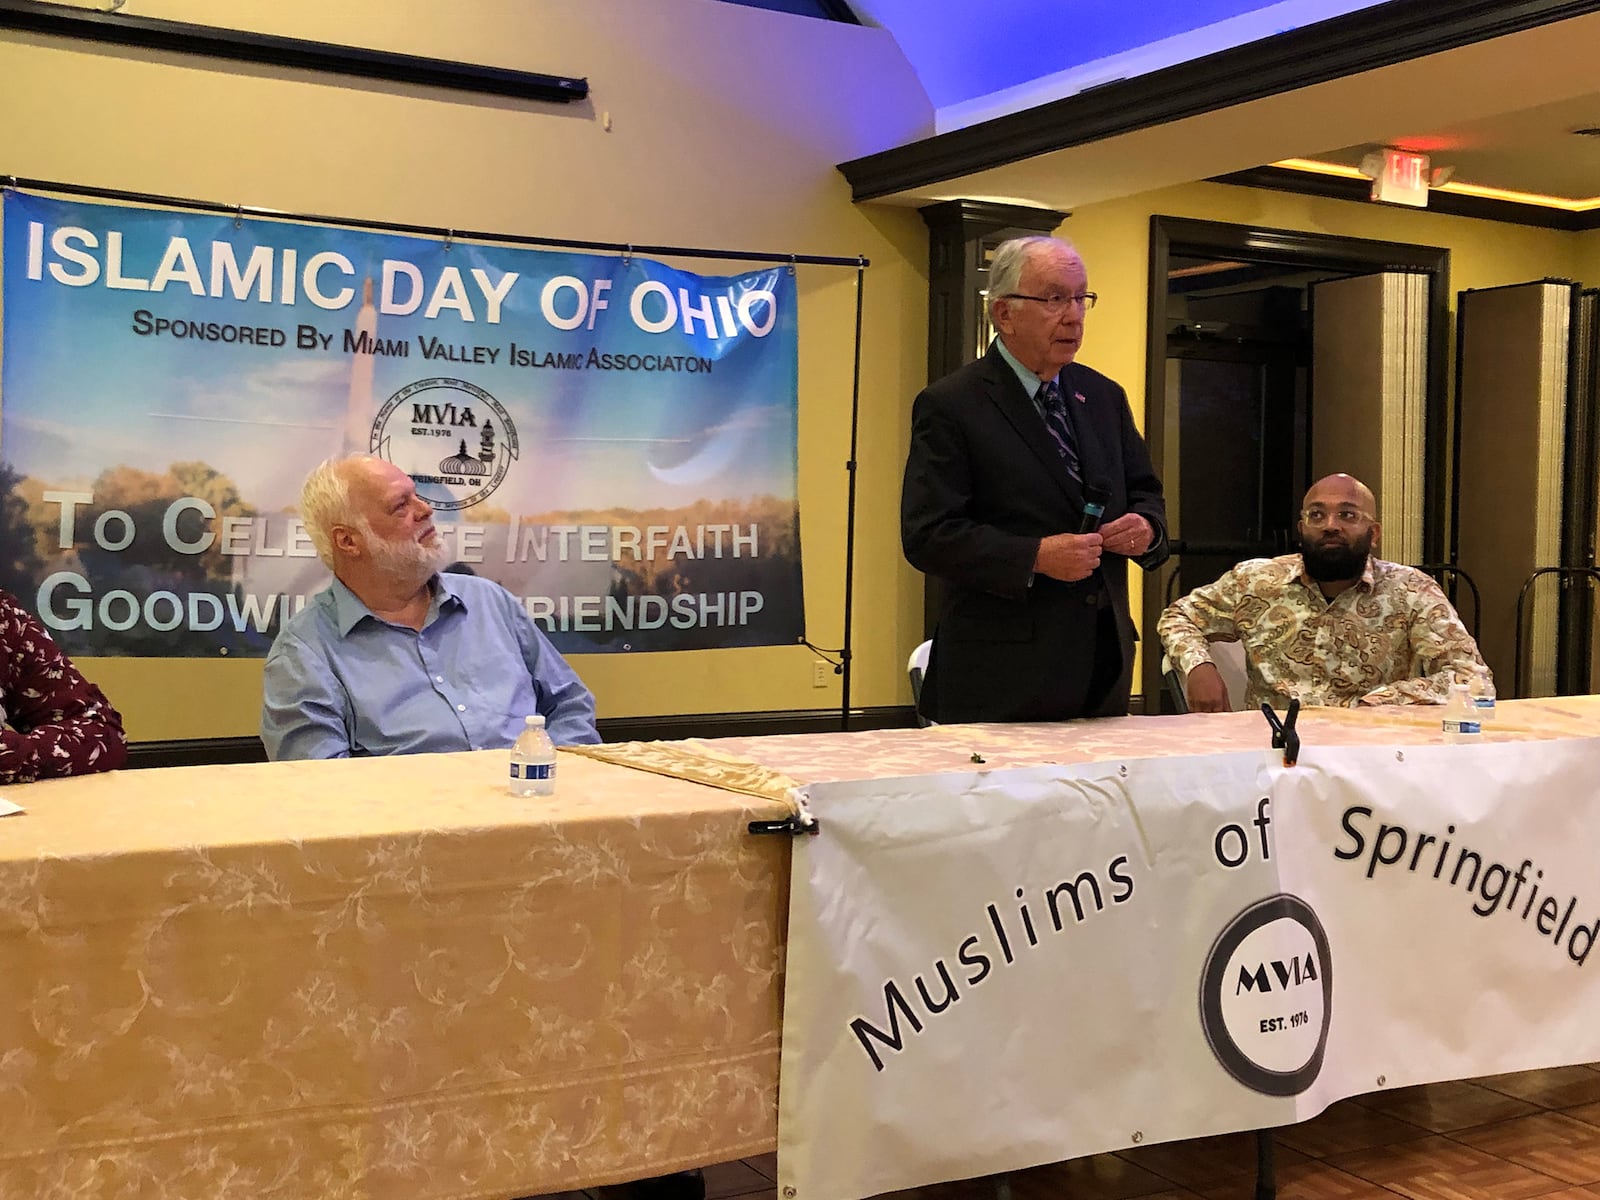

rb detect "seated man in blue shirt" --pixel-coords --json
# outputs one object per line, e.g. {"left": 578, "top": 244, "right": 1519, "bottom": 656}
{"left": 261, "top": 454, "right": 600, "bottom": 759}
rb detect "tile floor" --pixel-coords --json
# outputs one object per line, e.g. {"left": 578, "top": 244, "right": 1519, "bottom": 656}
{"left": 535, "top": 1063, "right": 1600, "bottom": 1200}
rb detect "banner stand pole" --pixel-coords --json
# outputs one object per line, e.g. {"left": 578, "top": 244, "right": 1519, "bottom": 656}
{"left": 838, "top": 259, "right": 866, "bottom": 732}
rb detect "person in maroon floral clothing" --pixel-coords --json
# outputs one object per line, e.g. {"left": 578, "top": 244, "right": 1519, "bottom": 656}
{"left": 0, "top": 588, "right": 127, "bottom": 784}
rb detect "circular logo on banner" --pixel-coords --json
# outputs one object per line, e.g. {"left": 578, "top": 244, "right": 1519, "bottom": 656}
{"left": 371, "top": 378, "right": 519, "bottom": 512}
{"left": 1199, "top": 893, "right": 1333, "bottom": 1096}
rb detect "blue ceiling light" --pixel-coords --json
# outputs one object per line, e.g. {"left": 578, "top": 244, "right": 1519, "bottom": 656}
{"left": 717, "top": 0, "right": 1392, "bottom": 119}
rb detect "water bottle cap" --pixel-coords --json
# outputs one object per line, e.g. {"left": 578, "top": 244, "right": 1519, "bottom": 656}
{"left": 525, "top": 714, "right": 545, "bottom": 727}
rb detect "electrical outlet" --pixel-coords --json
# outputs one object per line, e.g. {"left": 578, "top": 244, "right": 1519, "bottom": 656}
{"left": 812, "top": 660, "right": 830, "bottom": 688}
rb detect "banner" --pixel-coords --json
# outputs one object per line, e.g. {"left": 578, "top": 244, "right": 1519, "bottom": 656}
{"left": 0, "top": 192, "right": 803, "bottom": 656}
{"left": 778, "top": 739, "right": 1600, "bottom": 1200}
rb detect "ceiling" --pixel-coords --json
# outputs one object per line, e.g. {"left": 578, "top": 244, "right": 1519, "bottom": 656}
{"left": 846, "top": 0, "right": 1386, "bottom": 131}
{"left": 1312, "top": 92, "right": 1600, "bottom": 205}
{"left": 834, "top": 1, "right": 1600, "bottom": 217}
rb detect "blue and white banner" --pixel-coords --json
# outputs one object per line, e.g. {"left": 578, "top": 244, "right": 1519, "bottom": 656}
{"left": 0, "top": 191, "right": 803, "bottom": 656}
{"left": 778, "top": 739, "right": 1600, "bottom": 1200}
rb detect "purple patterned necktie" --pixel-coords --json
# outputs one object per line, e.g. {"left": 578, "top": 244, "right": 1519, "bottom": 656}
{"left": 1038, "top": 379, "right": 1081, "bottom": 482}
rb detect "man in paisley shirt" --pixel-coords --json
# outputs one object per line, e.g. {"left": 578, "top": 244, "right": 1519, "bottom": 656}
{"left": 0, "top": 588, "right": 128, "bottom": 784}
{"left": 1158, "top": 473, "right": 1487, "bottom": 713}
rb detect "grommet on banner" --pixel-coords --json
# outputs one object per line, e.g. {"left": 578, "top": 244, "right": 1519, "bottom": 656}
{"left": 442, "top": 229, "right": 455, "bottom": 252}
{"left": 622, "top": 243, "right": 633, "bottom": 266}
{"left": 788, "top": 254, "right": 797, "bottom": 276}
{"left": 1260, "top": 698, "right": 1301, "bottom": 767}
{"left": 233, "top": 204, "right": 243, "bottom": 229}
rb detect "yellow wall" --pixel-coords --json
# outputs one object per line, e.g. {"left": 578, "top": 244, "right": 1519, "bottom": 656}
{"left": 1574, "top": 225, "right": 1600, "bottom": 288}
{"left": 0, "top": 0, "right": 936, "bottom": 739}
{"left": 1059, "top": 181, "right": 1587, "bottom": 662}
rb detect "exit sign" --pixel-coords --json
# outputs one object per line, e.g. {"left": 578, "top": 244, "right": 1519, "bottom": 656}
{"left": 1371, "top": 148, "right": 1430, "bottom": 207}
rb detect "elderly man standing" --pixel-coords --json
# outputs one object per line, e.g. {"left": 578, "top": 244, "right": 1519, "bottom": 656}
{"left": 262, "top": 454, "right": 598, "bottom": 759}
{"left": 901, "top": 234, "right": 1169, "bottom": 724}
{"left": 1158, "top": 472, "right": 1488, "bottom": 712}
{"left": 0, "top": 588, "right": 127, "bottom": 784}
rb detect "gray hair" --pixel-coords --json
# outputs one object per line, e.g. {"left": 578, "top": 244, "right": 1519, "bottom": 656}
{"left": 300, "top": 454, "right": 376, "bottom": 569}
{"left": 987, "top": 235, "right": 1077, "bottom": 319}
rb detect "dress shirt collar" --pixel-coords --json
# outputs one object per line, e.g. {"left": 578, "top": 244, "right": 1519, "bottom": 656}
{"left": 992, "top": 337, "right": 1057, "bottom": 401}
{"left": 1292, "top": 552, "right": 1379, "bottom": 598}
{"left": 329, "top": 571, "right": 467, "bottom": 636}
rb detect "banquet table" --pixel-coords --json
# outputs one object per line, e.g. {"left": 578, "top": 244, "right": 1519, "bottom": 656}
{"left": 5, "top": 695, "right": 1598, "bottom": 1199}
{"left": 0, "top": 750, "right": 790, "bottom": 1200}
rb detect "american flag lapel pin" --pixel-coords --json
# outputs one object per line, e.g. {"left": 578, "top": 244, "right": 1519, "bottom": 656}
{"left": 1073, "top": 391, "right": 1087, "bottom": 404}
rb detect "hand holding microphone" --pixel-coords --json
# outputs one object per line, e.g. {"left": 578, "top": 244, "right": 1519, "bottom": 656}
{"left": 1035, "top": 481, "right": 1153, "bottom": 580}
{"left": 1034, "top": 481, "right": 1111, "bottom": 582}
{"left": 1080, "top": 477, "right": 1155, "bottom": 557}
{"left": 1033, "top": 531, "right": 1100, "bottom": 581}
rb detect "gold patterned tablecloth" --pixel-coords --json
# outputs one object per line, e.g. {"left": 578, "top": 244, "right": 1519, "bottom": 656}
{"left": 0, "top": 751, "right": 791, "bottom": 1200}
{"left": 9, "top": 696, "right": 1597, "bottom": 1199}
{"left": 570, "top": 695, "right": 1600, "bottom": 802}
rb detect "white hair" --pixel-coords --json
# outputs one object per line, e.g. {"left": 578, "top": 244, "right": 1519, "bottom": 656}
{"left": 987, "top": 235, "right": 1079, "bottom": 319}
{"left": 300, "top": 454, "right": 378, "bottom": 570}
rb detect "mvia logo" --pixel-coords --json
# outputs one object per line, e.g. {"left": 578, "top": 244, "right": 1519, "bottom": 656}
{"left": 1199, "top": 893, "right": 1332, "bottom": 1096}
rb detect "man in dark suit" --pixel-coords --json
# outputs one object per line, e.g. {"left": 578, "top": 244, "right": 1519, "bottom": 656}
{"left": 902, "top": 235, "right": 1168, "bottom": 724}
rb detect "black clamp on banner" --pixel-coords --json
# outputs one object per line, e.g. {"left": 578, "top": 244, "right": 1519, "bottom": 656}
{"left": 1260, "top": 698, "right": 1301, "bottom": 767}
{"left": 748, "top": 812, "right": 819, "bottom": 836}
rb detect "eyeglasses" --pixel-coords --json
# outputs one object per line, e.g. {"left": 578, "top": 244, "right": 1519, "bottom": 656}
{"left": 1300, "top": 506, "right": 1373, "bottom": 528}
{"left": 1003, "top": 292, "right": 1098, "bottom": 313}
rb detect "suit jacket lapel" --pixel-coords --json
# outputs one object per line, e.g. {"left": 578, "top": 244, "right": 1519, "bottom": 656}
{"left": 982, "top": 346, "right": 1083, "bottom": 505}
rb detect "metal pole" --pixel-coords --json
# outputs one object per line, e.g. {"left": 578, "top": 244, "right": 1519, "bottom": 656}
{"left": 839, "top": 260, "right": 866, "bottom": 731}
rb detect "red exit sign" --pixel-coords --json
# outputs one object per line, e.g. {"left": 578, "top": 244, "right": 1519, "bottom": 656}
{"left": 1371, "top": 148, "right": 1430, "bottom": 207}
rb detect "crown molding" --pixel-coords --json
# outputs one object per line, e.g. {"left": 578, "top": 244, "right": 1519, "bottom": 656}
{"left": 838, "top": 0, "right": 1600, "bottom": 203}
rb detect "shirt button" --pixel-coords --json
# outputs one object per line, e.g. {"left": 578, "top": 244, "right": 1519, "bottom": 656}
{"left": 435, "top": 676, "right": 444, "bottom": 683}
{"left": 456, "top": 704, "right": 466, "bottom": 712}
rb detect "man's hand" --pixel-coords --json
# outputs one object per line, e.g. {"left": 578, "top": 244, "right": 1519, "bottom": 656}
{"left": 1184, "top": 662, "right": 1230, "bottom": 713}
{"left": 1100, "top": 512, "right": 1154, "bottom": 558}
{"left": 1034, "top": 532, "right": 1102, "bottom": 582}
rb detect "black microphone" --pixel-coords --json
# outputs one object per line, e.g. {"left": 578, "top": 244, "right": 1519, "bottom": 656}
{"left": 1078, "top": 481, "right": 1111, "bottom": 534}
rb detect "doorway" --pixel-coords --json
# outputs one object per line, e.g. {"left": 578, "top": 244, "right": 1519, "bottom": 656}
{"left": 1143, "top": 216, "right": 1451, "bottom": 710}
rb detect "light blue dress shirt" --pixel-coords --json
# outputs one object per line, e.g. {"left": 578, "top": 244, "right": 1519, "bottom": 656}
{"left": 993, "top": 337, "right": 1056, "bottom": 415}
{"left": 261, "top": 572, "right": 599, "bottom": 760}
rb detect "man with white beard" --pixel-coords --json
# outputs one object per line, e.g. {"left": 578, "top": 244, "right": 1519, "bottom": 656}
{"left": 261, "top": 454, "right": 598, "bottom": 759}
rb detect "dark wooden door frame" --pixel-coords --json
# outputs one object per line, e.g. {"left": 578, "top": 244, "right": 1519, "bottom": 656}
{"left": 1143, "top": 216, "right": 1451, "bottom": 709}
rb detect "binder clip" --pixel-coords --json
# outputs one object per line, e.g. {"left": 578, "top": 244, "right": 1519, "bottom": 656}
{"left": 748, "top": 793, "right": 819, "bottom": 837}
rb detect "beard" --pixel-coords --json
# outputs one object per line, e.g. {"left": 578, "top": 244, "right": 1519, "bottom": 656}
{"left": 1299, "top": 528, "right": 1374, "bottom": 583}
{"left": 363, "top": 523, "right": 449, "bottom": 587}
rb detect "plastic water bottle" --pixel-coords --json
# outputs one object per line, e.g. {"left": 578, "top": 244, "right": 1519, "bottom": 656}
{"left": 509, "top": 714, "right": 556, "bottom": 796}
{"left": 1442, "top": 681, "right": 1481, "bottom": 744}
{"left": 1469, "top": 665, "right": 1496, "bottom": 723}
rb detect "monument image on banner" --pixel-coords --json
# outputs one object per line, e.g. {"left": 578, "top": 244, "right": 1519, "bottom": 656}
{"left": 0, "top": 191, "right": 804, "bottom": 656}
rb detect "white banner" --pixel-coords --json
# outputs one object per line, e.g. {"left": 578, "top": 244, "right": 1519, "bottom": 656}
{"left": 777, "top": 739, "right": 1600, "bottom": 1200}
